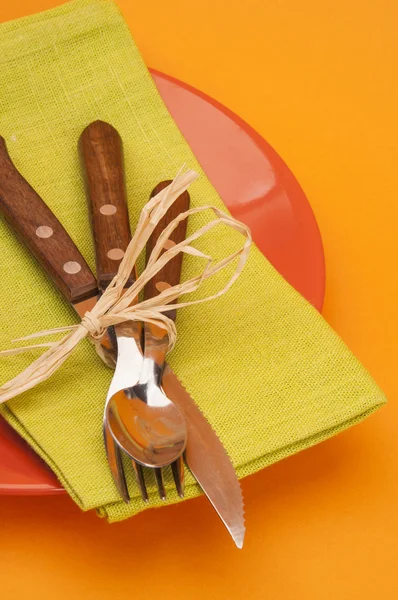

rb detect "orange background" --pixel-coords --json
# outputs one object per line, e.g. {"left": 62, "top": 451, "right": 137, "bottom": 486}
{"left": 1, "top": 1, "right": 398, "bottom": 598}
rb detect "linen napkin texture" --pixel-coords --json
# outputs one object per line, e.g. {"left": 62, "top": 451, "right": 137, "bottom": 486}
{"left": 0, "top": 0, "right": 386, "bottom": 522}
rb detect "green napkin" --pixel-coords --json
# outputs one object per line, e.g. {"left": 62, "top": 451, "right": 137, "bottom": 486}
{"left": 0, "top": 0, "right": 386, "bottom": 522}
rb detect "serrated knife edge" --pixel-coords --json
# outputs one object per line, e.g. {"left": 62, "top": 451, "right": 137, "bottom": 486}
{"left": 162, "top": 364, "right": 245, "bottom": 548}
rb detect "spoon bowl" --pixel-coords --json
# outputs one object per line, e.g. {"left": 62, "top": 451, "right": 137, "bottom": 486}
{"left": 107, "top": 384, "right": 187, "bottom": 468}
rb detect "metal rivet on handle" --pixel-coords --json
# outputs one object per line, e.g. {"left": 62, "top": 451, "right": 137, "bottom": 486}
{"left": 100, "top": 204, "right": 117, "bottom": 216}
{"left": 63, "top": 261, "right": 82, "bottom": 274}
{"left": 36, "top": 225, "right": 53, "bottom": 239}
{"left": 107, "top": 248, "right": 125, "bottom": 260}
{"left": 163, "top": 239, "right": 176, "bottom": 250}
{"left": 156, "top": 281, "right": 172, "bottom": 293}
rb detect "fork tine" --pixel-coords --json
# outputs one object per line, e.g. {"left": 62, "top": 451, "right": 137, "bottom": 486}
{"left": 114, "top": 442, "right": 130, "bottom": 503}
{"left": 131, "top": 461, "right": 149, "bottom": 502}
{"left": 171, "top": 456, "right": 185, "bottom": 498}
{"left": 154, "top": 468, "right": 166, "bottom": 500}
{"left": 105, "top": 427, "right": 130, "bottom": 503}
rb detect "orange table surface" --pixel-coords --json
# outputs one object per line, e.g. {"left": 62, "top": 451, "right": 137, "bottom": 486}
{"left": 1, "top": 1, "right": 397, "bottom": 598}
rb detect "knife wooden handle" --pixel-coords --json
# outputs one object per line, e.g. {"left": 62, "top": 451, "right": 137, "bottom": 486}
{"left": 145, "top": 181, "right": 190, "bottom": 321}
{"left": 0, "top": 136, "right": 98, "bottom": 304}
{"left": 79, "top": 121, "right": 134, "bottom": 291}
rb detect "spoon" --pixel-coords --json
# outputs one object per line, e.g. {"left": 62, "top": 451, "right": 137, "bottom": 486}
{"left": 107, "top": 181, "right": 190, "bottom": 486}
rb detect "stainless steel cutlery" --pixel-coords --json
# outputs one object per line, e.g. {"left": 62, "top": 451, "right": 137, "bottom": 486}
{"left": 0, "top": 125, "right": 245, "bottom": 547}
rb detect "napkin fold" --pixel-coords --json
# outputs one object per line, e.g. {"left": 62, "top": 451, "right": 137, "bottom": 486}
{"left": 0, "top": 0, "right": 386, "bottom": 522}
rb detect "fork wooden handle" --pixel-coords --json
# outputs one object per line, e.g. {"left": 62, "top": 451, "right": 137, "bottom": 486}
{"left": 0, "top": 136, "right": 98, "bottom": 304}
{"left": 144, "top": 181, "right": 190, "bottom": 321}
{"left": 79, "top": 120, "right": 134, "bottom": 291}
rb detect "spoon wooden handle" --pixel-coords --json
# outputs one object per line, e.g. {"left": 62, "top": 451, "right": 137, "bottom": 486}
{"left": 144, "top": 181, "right": 190, "bottom": 320}
{"left": 79, "top": 120, "right": 134, "bottom": 291}
{"left": 0, "top": 136, "right": 97, "bottom": 304}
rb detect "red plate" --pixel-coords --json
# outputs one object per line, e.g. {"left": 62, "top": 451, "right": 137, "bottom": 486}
{"left": 0, "top": 70, "right": 325, "bottom": 495}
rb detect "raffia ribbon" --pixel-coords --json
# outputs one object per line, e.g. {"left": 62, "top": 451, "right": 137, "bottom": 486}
{"left": 0, "top": 169, "right": 252, "bottom": 404}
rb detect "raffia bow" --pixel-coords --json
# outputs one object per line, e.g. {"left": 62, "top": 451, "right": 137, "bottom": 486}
{"left": 0, "top": 169, "right": 252, "bottom": 404}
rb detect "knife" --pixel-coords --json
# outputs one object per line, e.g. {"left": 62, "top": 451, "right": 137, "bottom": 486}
{"left": 0, "top": 130, "right": 245, "bottom": 547}
{"left": 78, "top": 121, "right": 245, "bottom": 547}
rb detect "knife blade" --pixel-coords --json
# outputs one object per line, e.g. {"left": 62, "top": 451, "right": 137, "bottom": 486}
{"left": 162, "top": 365, "right": 245, "bottom": 548}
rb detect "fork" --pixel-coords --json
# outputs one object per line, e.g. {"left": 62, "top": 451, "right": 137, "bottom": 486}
{"left": 79, "top": 121, "right": 189, "bottom": 501}
{"left": 79, "top": 121, "right": 140, "bottom": 503}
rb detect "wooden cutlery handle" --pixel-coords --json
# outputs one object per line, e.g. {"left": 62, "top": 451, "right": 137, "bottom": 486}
{"left": 145, "top": 181, "right": 190, "bottom": 321}
{"left": 79, "top": 121, "right": 134, "bottom": 291}
{"left": 0, "top": 136, "right": 98, "bottom": 304}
